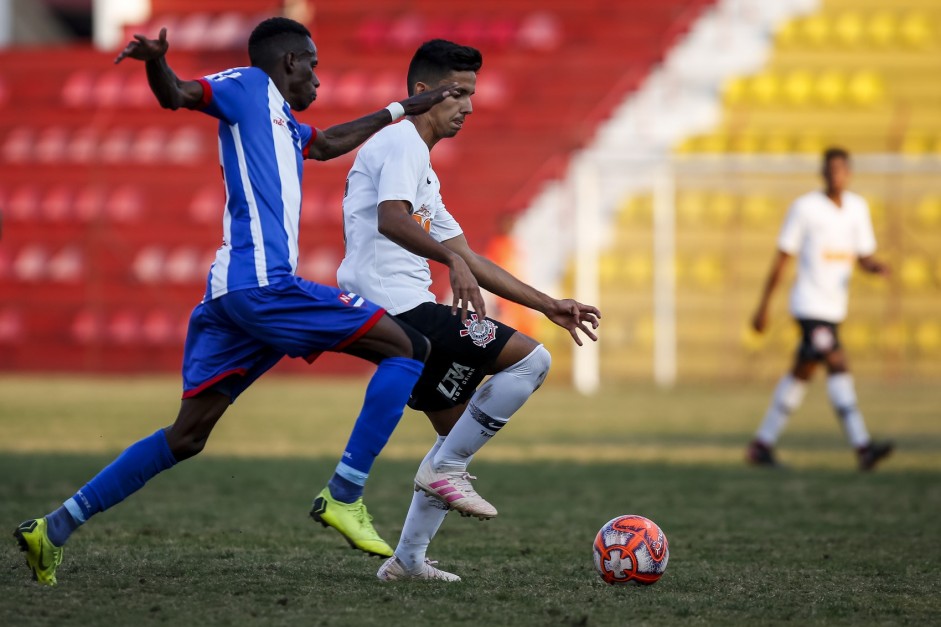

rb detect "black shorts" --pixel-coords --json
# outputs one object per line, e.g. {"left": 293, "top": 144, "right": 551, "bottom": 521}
{"left": 394, "top": 302, "right": 517, "bottom": 412}
{"left": 796, "top": 319, "right": 841, "bottom": 362}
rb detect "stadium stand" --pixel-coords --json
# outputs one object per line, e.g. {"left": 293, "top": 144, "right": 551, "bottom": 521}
{"left": 586, "top": 0, "right": 941, "bottom": 381}
{"left": 0, "top": 0, "right": 713, "bottom": 373}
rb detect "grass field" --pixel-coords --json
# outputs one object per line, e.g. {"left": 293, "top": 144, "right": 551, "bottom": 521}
{"left": 1, "top": 375, "right": 939, "bottom": 626}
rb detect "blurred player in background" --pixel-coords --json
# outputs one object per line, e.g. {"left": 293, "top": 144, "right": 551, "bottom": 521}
{"left": 13, "top": 17, "right": 459, "bottom": 586}
{"left": 748, "top": 147, "right": 893, "bottom": 471}
{"left": 337, "top": 39, "right": 601, "bottom": 582}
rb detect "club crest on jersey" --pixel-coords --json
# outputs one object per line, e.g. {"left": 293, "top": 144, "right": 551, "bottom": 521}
{"left": 460, "top": 313, "right": 497, "bottom": 347}
{"left": 338, "top": 292, "right": 366, "bottom": 307}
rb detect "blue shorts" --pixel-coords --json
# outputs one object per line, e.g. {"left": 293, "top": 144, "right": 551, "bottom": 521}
{"left": 181, "top": 276, "right": 385, "bottom": 401}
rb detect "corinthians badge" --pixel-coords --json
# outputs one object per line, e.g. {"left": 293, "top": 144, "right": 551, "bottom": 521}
{"left": 460, "top": 313, "right": 497, "bottom": 347}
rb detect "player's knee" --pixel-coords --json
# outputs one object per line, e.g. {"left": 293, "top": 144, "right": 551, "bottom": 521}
{"left": 165, "top": 427, "right": 209, "bottom": 461}
{"left": 510, "top": 344, "right": 552, "bottom": 390}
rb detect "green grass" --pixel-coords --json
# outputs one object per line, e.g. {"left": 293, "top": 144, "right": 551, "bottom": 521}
{"left": 1, "top": 376, "right": 939, "bottom": 626}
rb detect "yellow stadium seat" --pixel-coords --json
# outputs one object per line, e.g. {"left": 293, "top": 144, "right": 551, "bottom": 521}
{"left": 723, "top": 77, "right": 747, "bottom": 105}
{"left": 801, "top": 14, "right": 830, "bottom": 46}
{"left": 677, "top": 191, "right": 706, "bottom": 226}
{"left": 783, "top": 70, "right": 814, "bottom": 106}
{"left": 707, "top": 192, "right": 736, "bottom": 226}
{"left": 935, "top": 258, "right": 941, "bottom": 285}
{"left": 899, "top": 12, "right": 932, "bottom": 48}
{"left": 741, "top": 195, "right": 777, "bottom": 226}
{"left": 795, "top": 133, "right": 825, "bottom": 154}
{"left": 867, "top": 11, "right": 896, "bottom": 47}
{"left": 815, "top": 71, "right": 845, "bottom": 106}
{"left": 691, "top": 255, "right": 723, "bottom": 288}
{"left": 901, "top": 131, "right": 932, "bottom": 155}
{"left": 846, "top": 70, "right": 884, "bottom": 107}
{"left": 899, "top": 257, "right": 930, "bottom": 290}
{"left": 599, "top": 253, "right": 620, "bottom": 283}
{"left": 915, "top": 195, "right": 941, "bottom": 227}
{"left": 879, "top": 322, "right": 906, "bottom": 352}
{"left": 730, "top": 131, "right": 760, "bottom": 153}
{"left": 775, "top": 19, "right": 799, "bottom": 48}
{"left": 741, "top": 326, "right": 768, "bottom": 352}
{"left": 749, "top": 72, "right": 779, "bottom": 105}
{"left": 841, "top": 322, "right": 870, "bottom": 352}
{"left": 623, "top": 253, "right": 652, "bottom": 286}
{"left": 834, "top": 12, "right": 865, "bottom": 47}
{"left": 698, "top": 134, "right": 728, "bottom": 153}
{"left": 914, "top": 321, "right": 941, "bottom": 354}
{"left": 635, "top": 316, "right": 655, "bottom": 349}
{"left": 763, "top": 133, "right": 792, "bottom": 153}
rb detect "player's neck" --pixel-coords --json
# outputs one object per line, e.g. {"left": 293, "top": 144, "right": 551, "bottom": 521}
{"left": 825, "top": 188, "right": 843, "bottom": 208}
{"left": 407, "top": 116, "right": 443, "bottom": 151}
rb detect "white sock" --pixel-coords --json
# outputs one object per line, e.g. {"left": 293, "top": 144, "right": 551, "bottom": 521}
{"left": 395, "top": 436, "right": 451, "bottom": 572}
{"left": 433, "top": 345, "right": 551, "bottom": 471}
{"left": 827, "top": 373, "right": 870, "bottom": 448}
{"left": 755, "top": 374, "right": 808, "bottom": 445}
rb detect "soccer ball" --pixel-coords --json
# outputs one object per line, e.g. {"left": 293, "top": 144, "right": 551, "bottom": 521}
{"left": 592, "top": 514, "right": 669, "bottom": 585}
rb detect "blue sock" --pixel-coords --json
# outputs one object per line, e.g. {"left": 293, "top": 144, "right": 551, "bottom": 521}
{"left": 329, "top": 356, "right": 423, "bottom": 503}
{"left": 49, "top": 429, "right": 178, "bottom": 544}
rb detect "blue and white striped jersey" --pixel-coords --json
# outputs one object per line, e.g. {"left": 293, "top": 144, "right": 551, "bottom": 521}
{"left": 195, "top": 66, "right": 316, "bottom": 301}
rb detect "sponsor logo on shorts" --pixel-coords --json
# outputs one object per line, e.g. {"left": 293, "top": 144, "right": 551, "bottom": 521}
{"left": 811, "top": 325, "right": 835, "bottom": 353}
{"left": 437, "top": 362, "right": 475, "bottom": 400}
{"left": 338, "top": 292, "right": 366, "bottom": 307}
{"left": 459, "top": 313, "right": 497, "bottom": 347}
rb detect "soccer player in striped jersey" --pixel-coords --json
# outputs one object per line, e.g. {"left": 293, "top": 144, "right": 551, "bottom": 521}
{"left": 338, "top": 40, "right": 601, "bottom": 581}
{"left": 748, "top": 148, "right": 893, "bottom": 471}
{"left": 13, "top": 18, "right": 458, "bottom": 586}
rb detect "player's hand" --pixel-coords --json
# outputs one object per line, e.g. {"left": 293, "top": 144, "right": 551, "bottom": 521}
{"left": 115, "top": 27, "right": 170, "bottom": 64}
{"left": 399, "top": 83, "right": 460, "bottom": 116}
{"left": 545, "top": 299, "right": 601, "bottom": 346}
{"left": 751, "top": 308, "right": 769, "bottom": 333}
{"left": 447, "top": 255, "right": 486, "bottom": 322}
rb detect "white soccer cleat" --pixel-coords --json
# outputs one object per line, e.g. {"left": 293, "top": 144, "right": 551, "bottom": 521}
{"left": 376, "top": 556, "right": 461, "bottom": 582}
{"left": 414, "top": 460, "right": 498, "bottom": 520}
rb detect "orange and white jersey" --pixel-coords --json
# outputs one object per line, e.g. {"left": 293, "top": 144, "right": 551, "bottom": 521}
{"left": 778, "top": 190, "right": 877, "bottom": 323}
{"left": 338, "top": 120, "right": 463, "bottom": 315}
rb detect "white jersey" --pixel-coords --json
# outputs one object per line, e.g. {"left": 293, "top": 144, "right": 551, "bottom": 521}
{"left": 777, "top": 190, "right": 877, "bottom": 323}
{"left": 337, "top": 120, "right": 463, "bottom": 314}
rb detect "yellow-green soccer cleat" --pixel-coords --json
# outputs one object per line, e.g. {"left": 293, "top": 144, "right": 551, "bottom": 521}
{"left": 309, "top": 488, "right": 393, "bottom": 558}
{"left": 13, "top": 518, "right": 64, "bottom": 586}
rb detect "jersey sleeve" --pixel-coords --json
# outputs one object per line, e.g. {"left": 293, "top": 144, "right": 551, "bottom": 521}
{"left": 855, "top": 200, "right": 877, "bottom": 257}
{"left": 777, "top": 200, "right": 804, "bottom": 255}
{"left": 195, "top": 68, "right": 254, "bottom": 125}
{"left": 430, "top": 199, "right": 464, "bottom": 243}
{"left": 376, "top": 141, "right": 425, "bottom": 210}
{"left": 299, "top": 124, "right": 317, "bottom": 159}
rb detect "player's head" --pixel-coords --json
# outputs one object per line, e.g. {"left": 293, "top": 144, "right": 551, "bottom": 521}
{"left": 407, "top": 40, "right": 482, "bottom": 140}
{"left": 822, "top": 147, "right": 851, "bottom": 193}
{"left": 248, "top": 17, "right": 319, "bottom": 111}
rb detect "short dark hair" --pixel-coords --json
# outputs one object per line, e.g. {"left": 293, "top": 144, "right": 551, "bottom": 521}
{"left": 406, "top": 39, "right": 483, "bottom": 96}
{"left": 248, "top": 17, "right": 311, "bottom": 68}
{"left": 823, "top": 147, "right": 850, "bottom": 165}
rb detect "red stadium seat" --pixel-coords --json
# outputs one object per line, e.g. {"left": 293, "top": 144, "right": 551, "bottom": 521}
{"left": 132, "top": 246, "right": 166, "bottom": 284}
{"left": 0, "top": 308, "right": 24, "bottom": 344}
{"left": 13, "top": 245, "right": 48, "bottom": 282}
{"left": 47, "top": 246, "right": 84, "bottom": 282}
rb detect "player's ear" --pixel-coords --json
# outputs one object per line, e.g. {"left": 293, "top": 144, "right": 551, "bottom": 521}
{"left": 413, "top": 81, "right": 429, "bottom": 95}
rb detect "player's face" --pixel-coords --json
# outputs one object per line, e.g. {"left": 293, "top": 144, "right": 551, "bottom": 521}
{"left": 426, "top": 71, "right": 476, "bottom": 139}
{"left": 288, "top": 38, "right": 320, "bottom": 111}
{"left": 823, "top": 156, "right": 850, "bottom": 193}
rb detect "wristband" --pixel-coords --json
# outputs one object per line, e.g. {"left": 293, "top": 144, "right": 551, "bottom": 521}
{"left": 385, "top": 101, "right": 405, "bottom": 122}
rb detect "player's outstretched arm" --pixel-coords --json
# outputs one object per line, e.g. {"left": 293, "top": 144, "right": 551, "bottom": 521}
{"left": 114, "top": 28, "right": 204, "bottom": 110}
{"left": 442, "top": 236, "right": 601, "bottom": 345}
{"left": 307, "top": 83, "right": 458, "bottom": 161}
{"left": 858, "top": 255, "right": 889, "bottom": 276}
{"left": 377, "top": 200, "right": 486, "bottom": 321}
{"left": 752, "top": 250, "right": 791, "bottom": 333}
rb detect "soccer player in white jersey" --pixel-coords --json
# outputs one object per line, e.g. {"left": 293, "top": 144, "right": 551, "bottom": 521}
{"left": 12, "top": 18, "right": 460, "bottom": 586}
{"left": 748, "top": 148, "right": 893, "bottom": 471}
{"left": 337, "top": 40, "right": 601, "bottom": 582}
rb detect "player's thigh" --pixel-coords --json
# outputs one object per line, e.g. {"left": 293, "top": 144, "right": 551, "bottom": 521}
{"left": 220, "top": 277, "right": 389, "bottom": 360}
{"left": 345, "top": 314, "right": 427, "bottom": 363}
{"left": 395, "top": 303, "right": 516, "bottom": 412}
{"left": 182, "top": 299, "right": 286, "bottom": 402}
